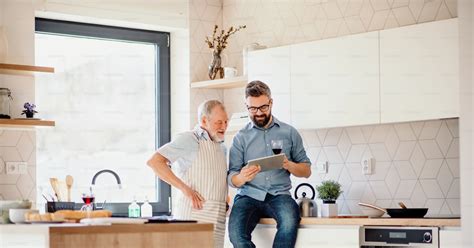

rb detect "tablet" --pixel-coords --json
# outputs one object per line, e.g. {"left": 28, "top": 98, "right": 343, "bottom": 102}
{"left": 247, "top": 153, "right": 285, "bottom": 172}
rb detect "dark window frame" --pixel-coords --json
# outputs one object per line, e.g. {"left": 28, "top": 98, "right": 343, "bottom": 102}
{"left": 35, "top": 18, "right": 171, "bottom": 216}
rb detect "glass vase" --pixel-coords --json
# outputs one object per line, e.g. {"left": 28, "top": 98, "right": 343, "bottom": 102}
{"left": 208, "top": 50, "right": 224, "bottom": 80}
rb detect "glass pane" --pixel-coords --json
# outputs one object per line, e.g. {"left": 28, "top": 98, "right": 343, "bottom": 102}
{"left": 35, "top": 33, "right": 157, "bottom": 203}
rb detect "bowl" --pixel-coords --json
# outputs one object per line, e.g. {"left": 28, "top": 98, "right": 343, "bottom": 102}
{"left": 360, "top": 206, "right": 385, "bottom": 218}
{"left": 9, "top": 209, "right": 38, "bottom": 223}
{"left": 0, "top": 200, "right": 32, "bottom": 224}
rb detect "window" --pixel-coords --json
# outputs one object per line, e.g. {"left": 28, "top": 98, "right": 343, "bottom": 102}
{"left": 35, "top": 18, "right": 170, "bottom": 215}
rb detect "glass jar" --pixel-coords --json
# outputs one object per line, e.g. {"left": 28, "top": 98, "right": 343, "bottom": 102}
{"left": 0, "top": 88, "right": 12, "bottom": 119}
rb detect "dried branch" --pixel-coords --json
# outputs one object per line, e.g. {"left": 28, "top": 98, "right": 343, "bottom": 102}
{"left": 204, "top": 25, "right": 246, "bottom": 52}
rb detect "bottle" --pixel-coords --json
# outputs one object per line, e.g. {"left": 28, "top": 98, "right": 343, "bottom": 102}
{"left": 128, "top": 197, "right": 140, "bottom": 218}
{"left": 141, "top": 196, "right": 153, "bottom": 218}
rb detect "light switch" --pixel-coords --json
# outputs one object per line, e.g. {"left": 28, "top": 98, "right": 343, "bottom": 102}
{"left": 317, "top": 161, "right": 328, "bottom": 174}
{"left": 362, "top": 158, "right": 374, "bottom": 175}
{"left": 6, "top": 162, "right": 28, "bottom": 175}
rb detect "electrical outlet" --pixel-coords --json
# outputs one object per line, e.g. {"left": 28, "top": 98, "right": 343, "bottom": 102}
{"left": 6, "top": 162, "right": 28, "bottom": 175}
{"left": 317, "top": 161, "right": 328, "bottom": 174}
{"left": 362, "top": 158, "right": 374, "bottom": 175}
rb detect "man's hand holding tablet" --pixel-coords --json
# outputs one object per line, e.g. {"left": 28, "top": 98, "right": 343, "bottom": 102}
{"left": 247, "top": 153, "right": 285, "bottom": 172}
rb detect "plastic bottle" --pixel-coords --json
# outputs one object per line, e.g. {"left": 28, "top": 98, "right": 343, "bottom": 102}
{"left": 141, "top": 196, "right": 153, "bottom": 218}
{"left": 128, "top": 197, "right": 140, "bottom": 218}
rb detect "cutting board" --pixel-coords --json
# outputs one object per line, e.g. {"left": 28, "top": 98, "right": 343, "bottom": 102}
{"left": 332, "top": 215, "right": 369, "bottom": 218}
{"left": 80, "top": 217, "right": 148, "bottom": 225}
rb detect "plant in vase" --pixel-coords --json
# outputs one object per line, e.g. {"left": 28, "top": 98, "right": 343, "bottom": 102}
{"left": 205, "top": 24, "right": 246, "bottom": 80}
{"left": 21, "top": 102, "right": 38, "bottom": 118}
{"left": 316, "top": 180, "right": 342, "bottom": 217}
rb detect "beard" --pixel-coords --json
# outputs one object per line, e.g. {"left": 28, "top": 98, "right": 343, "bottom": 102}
{"left": 209, "top": 132, "right": 224, "bottom": 143}
{"left": 251, "top": 112, "right": 271, "bottom": 128}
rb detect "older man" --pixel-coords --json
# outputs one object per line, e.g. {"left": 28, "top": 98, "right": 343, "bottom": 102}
{"left": 228, "top": 81, "right": 311, "bottom": 248}
{"left": 147, "top": 100, "right": 229, "bottom": 248}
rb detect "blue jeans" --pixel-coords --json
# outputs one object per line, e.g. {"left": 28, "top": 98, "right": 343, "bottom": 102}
{"left": 228, "top": 194, "right": 300, "bottom": 248}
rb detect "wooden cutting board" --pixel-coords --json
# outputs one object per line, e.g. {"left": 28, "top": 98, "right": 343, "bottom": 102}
{"left": 332, "top": 215, "right": 369, "bottom": 218}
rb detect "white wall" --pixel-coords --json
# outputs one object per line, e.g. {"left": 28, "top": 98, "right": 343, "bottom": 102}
{"left": 459, "top": 0, "right": 474, "bottom": 246}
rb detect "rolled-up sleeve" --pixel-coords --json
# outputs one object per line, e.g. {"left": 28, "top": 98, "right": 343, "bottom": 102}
{"left": 157, "top": 132, "right": 197, "bottom": 165}
{"left": 290, "top": 128, "right": 312, "bottom": 165}
{"left": 228, "top": 133, "right": 245, "bottom": 188}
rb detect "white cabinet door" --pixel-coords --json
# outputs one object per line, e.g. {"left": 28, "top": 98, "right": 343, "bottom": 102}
{"left": 380, "top": 18, "right": 459, "bottom": 123}
{"left": 290, "top": 32, "right": 380, "bottom": 129}
{"left": 248, "top": 225, "right": 360, "bottom": 248}
{"left": 247, "top": 46, "right": 291, "bottom": 124}
{"left": 440, "top": 228, "right": 462, "bottom": 248}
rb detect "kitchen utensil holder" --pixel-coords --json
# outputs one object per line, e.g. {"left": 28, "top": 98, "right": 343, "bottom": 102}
{"left": 45, "top": 201, "right": 75, "bottom": 213}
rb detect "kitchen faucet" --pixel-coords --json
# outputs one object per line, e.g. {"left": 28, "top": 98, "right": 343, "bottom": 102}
{"left": 91, "top": 169, "right": 122, "bottom": 189}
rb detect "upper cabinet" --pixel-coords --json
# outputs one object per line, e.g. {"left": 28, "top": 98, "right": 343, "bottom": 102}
{"left": 291, "top": 32, "right": 380, "bottom": 129}
{"left": 248, "top": 46, "right": 291, "bottom": 124}
{"left": 244, "top": 18, "right": 459, "bottom": 130}
{"left": 380, "top": 19, "right": 459, "bottom": 123}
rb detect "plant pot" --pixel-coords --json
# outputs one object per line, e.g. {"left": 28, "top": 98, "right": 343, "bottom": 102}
{"left": 25, "top": 112, "right": 34, "bottom": 118}
{"left": 321, "top": 202, "right": 338, "bottom": 217}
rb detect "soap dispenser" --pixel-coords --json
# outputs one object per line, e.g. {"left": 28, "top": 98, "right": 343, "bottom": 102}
{"left": 128, "top": 197, "right": 140, "bottom": 218}
{"left": 141, "top": 196, "right": 153, "bottom": 218}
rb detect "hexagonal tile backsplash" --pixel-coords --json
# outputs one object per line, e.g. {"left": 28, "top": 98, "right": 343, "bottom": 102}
{"left": 0, "top": 130, "right": 36, "bottom": 202}
{"left": 291, "top": 118, "right": 460, "bottom": 216}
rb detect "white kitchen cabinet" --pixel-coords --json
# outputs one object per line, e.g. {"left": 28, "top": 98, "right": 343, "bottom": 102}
{"left": 440, "top": 227, "right": 462, "bottom": 248}
{"left": 247, "top": 46, "right": 291, "bottom": 124}
{"left": 290, "top": 32, "right": 380, "bottom": 129}
{"left": 246, "top": 225, "right": 359, "bottom": 248}
{"left": 380, "top": 18, "right": 459, "bottom": 123}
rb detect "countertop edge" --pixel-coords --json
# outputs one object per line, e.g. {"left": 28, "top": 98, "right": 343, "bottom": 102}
{"left": 258, "top": 217, "right": 461, "bottom": 227}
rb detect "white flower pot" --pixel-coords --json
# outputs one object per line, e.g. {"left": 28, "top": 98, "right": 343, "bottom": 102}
{"left": 321, "top": 202, "right": 338, "bottom": 217}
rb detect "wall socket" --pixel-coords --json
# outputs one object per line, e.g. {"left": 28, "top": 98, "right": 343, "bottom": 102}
{"left": 6, "top": 162, "right": 28, "bottom": 175}
{"left": 362, "top": 158, "right": 374, "bottom": 175}
{"left": 317, "top": 161, "right": 329, "bottom": 174}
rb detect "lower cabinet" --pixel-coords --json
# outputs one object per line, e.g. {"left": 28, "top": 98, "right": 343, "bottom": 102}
{"left": 225, "top": 225, "right": 360, "bottom": 248}
{"left": 440, "top": 227, "right": 462, "bottom": 248}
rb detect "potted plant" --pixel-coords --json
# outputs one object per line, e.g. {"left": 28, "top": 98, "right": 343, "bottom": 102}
{"left": 316, "top": 180, "right": 342, "bottom": 217}
{"left": 21, "top": 102, "right": 38, "bottom": 118}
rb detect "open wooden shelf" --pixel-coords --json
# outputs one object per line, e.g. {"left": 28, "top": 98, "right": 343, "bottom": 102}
{"left": 0, "top": 63, "right": 55, "bottom": 75}
{"left": 191, "top": 75, "right": 247, "bottom": 89}
{"left": 0, "top": 119, "right": 55, "bottom": 127}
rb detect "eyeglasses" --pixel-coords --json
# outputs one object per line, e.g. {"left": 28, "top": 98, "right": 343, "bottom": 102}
{"left": 247, "top": 101, "right": 271, "bottom": 113}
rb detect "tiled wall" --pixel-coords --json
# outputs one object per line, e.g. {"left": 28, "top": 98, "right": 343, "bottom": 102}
{"left": 291, "top": 119, "right": 460, "bottom": 216}
{"left": 0, "top": 0, "right": 36, "bottom": 202}
{"left": 0, "top": 130, "right": 36, "bottom": 201}
{"left": 189, "top": 0, "right": 225, "bottom": 126}
{"left": 222, "top": 0, "right": 458, "bottom": 76}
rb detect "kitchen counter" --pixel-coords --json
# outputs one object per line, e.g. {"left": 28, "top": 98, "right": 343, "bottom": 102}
{"left": 0, "top": 222, "right": 214, "bottom": 248}
{"left": 259, "top": 217, "right": 461, "bottom": 227}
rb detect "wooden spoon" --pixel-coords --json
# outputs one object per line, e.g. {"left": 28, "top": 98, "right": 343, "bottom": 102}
{"left": 66, "top": 175, "right": 74, "bottom": 202}
{"left": 358, "top": 202, "right": 387, "bottom": 213}
{"left": 49, "top": 178, "right": 60, "bottom": 201}
{"left": 398, "top": 202, "right": 408, "bottom": 209}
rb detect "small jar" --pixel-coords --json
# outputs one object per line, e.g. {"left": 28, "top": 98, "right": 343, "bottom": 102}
{"left": 0, "top": 88, "right": 12, "bottom": 119}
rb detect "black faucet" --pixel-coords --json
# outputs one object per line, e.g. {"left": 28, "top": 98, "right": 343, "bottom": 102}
{"left": 91, "top": 169, "right": 122, "bottom": 189}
